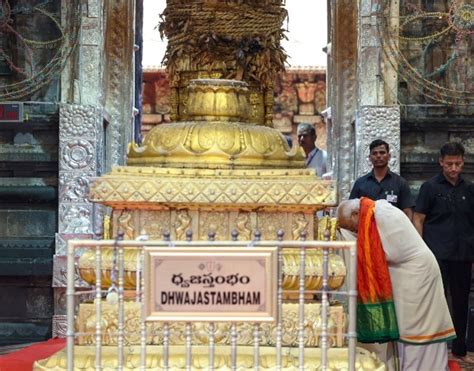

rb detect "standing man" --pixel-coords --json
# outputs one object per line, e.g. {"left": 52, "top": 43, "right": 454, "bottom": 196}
{"left": 414, "top": 142, "right": 474, "bottom": 363}
{"left": 349, "top": 139, "right": 414, "bottom": 220}
{"left": 296, "top": 123, "right": 327, "bottom": 177}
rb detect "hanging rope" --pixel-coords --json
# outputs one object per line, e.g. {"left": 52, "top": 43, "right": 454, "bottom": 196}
{"left": 377, "top": 0, "right": 473, "bottom": 106}
{"left": 0, "top": 0, "right": 81, "bottom": 100}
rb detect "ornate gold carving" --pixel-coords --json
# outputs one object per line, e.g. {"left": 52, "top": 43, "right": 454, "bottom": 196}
{"left": 89, "top": 167, "right": 337, "bottom": 211}
{"left": 186, "top": 79, "right": 250, "bottom": 122}
{"left": 292, "top": 212, "right": 309, "bottom": 240}
{"left": 78, "top": 248, "right": 140, "bottom": 288}
{"left": 34, "top": 345, "right": 386, "bottom": 370}
{"left": 198, "top": 211, "right": 229, "bottom": 240}
{"left": 317, "top": 216, "right": 339, "bottom": 241}
{"left": 138, "top": 210, "right": 171, "bottom": 239}
{"left": 128, "top": 79, "right": 304, "bottom": 169}
{"left": 174, "top": 210, "right": 192, "bottom": 240}
{"left": 103, "top": 215, "right": 111, "bottom": 239}
{"left": 281, "top": 250, "right": 346, "bottom": 291}
{"left": 128, "top": 120, "right": 303, "bottom": 169}
{"left": 78, "top": 247, "right": 346, "bottom": 291}
{"left": 75, "top": 301, "right": 346, "bottom": 348}
{"left": 117, "top": 211, "right": 135, "bottom": 239}
{"left": 235, "top": 212, "right": 252, "bottom": 240}
{"left": 257, "top": 212, "right": 285, "bottom": 240}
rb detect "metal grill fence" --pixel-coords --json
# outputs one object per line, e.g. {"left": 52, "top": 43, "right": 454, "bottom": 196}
{"left": 66, "top": 232, "right": 357, "bottom": 371}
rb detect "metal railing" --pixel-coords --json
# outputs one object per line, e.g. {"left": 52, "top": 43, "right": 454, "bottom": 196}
{"left": 66, "top": 233, "right": 357, "bottom": 371}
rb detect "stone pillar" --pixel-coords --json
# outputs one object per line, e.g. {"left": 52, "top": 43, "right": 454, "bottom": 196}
{"left": 54, "top": 0, "right": 137, "bottom": 336}
{"left": 328, "top": 0, "right": 358, "bottom": 200}
{"left": 53, "top": 104, "right": 103, "bottom": 336}
{"left": 355, "top": 0, "right": 400, "bottom": 178}
{"left": 103, "top": 0, "right": 136, "bottom": 168}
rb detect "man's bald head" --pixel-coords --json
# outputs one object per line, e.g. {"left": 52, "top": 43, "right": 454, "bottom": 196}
{"left": 337, "top": 199, "right": 360, "bottom": 232}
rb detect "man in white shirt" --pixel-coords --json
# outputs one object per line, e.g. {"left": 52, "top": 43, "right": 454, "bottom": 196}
{"left": 296, "top": 123, "right": 327, "bottom": 177}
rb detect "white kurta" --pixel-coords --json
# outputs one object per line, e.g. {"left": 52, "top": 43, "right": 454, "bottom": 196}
{"left": 373, "top": 199, "right": 454, "bottom": 344}
{"left": 340, "top": 200, "right": 455, "bottom": 370}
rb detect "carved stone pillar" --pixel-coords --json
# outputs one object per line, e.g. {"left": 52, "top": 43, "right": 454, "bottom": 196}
{"left": 54, "top": 0, "right": 136, "bottom": 335}
{"left": 103, "top": 0, "right": 136, "bottom": 168}
{"left": 356, "top": 1, "right": 400, "bottom": 178}
{"left": 355, "top": 106, "right": 401, "bottom": 178}
{"left": 53, "top": 104, "right": 103, "bottom": 336}
{"left": 328, "top": 0, "right": 358, "bottom": 200}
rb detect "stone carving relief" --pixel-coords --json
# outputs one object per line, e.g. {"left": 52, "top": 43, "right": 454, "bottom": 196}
{"left": 59, "top": 172, "right": 93, "bottom": 203}
{"left": 55, "top": 233, "right": 93, "bottom": 256}
{"left": 60, "top": 205, "right": 93, "bottom": 234}
{"left": 60, "top": 104, "right": 98, "bottom": 138}
{"left": 104, "top": 1, "right": 135, "bottom": 167}
{"left": 52, "top": 315, "right": 67, "bottom": 338}
{"left": 93, "top": 204, "right": 107, "bottom": 237}
{"left": 80, "top": 46, "right": 102, "bottom": 104}
{"left": 52, "top": 255, "right": 89, "bottom": 288}
{"left": 60, "top": 139, "right": 96, "bottom": 171}
{"left": 54, "top": 288, "right": 67, "bottom": 315}
{"left": 355, "top": 106, "right": 400, "bottom": 177}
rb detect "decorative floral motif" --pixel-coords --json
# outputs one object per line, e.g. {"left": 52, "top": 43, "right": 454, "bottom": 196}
{"left": 60, "top": 105, "right": 97, "bottom": 137}
{"left": 60, "top": 139, "right": 95, "bottom": 170}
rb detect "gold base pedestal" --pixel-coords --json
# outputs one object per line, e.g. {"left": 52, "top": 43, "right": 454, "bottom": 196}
{"left": 33, "top": 345, "right": 386, "bottom": 370}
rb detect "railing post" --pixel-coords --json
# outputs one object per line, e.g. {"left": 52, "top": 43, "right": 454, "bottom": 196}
{"left": 276, "top": 230, "right": 284, "bottom": 370}
{"left": 298, "top": 231, "right": 307, "bottom": 370}
{"left": 66, "top": 240, "right": 76, "bottom": 371}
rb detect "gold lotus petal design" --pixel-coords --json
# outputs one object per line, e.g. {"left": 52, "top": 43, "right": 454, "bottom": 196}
{"left": 128, "top": 79, "right": 305, "bottom": 169}
{"left": 129, "top": 121, "right": 304, "bottom": 168}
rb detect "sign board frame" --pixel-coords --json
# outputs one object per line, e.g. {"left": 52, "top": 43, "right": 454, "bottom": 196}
{"left": 144, "top": 246, "right": 278, "bottom": 322}
{"left": 0, "top": 102, "right": 24, "bottom": 122}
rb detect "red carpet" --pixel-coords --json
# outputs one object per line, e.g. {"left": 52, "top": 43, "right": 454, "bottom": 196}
{"left": 0, "top": 338, "right": 66, "bottom": 371}
{"left": 448, "top": 359, "right": 462, "bottom": 371}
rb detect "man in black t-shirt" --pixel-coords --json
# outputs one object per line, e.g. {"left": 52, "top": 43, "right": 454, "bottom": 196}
{"left": 349, "top": 139, "right": 414, "bottom": 220}
{"left": 414, "top": 142, "right": 474, "bottom": 363}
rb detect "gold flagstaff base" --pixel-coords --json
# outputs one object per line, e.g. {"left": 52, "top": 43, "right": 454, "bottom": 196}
{"left": 33, "top": 345, "right": 386, "bottom": 370}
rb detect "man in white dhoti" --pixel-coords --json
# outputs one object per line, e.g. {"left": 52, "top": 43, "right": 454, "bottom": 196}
{"left": 338, "top": 198, "right": 455, "bottom": 371}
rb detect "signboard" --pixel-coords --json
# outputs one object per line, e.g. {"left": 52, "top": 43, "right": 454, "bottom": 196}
{"left": 144, "top": 246, "right": 278, "bottom": 322}
{"left": 0, "top": 102, "right": 24, "bottom": 122}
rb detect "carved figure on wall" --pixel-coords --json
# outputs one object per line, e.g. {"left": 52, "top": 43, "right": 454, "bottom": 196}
{"left": 295, "top": 82, "right": 318, "bottom": 103}
{"left": 62, "top": 206, "right": 90, "bottom": 234}
{"left": 235, "top": 213, "right": 252, "bottom": 240}
{"left": 118, "top": 211, "right": 135, "bottom": 240}
{"left": 292, "top": 213, "right": 308, "bottom": 240}
{"left": 295, "top": 81, "right": 318, "bottom": 115}
{"left": 175, "top": 210, "right": 191, "bottom": 240}
{"left": 61, "top": 175, "right": 90, "bottom": 202}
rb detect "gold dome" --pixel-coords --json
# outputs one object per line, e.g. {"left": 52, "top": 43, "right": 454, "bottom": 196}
{"left": 128, "top": 79, "right": 305, "bottom": 169}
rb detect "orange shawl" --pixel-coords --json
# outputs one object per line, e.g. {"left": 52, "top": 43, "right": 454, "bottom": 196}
{"left": 356, "top": 197, "right": 399, "bottom": 343}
